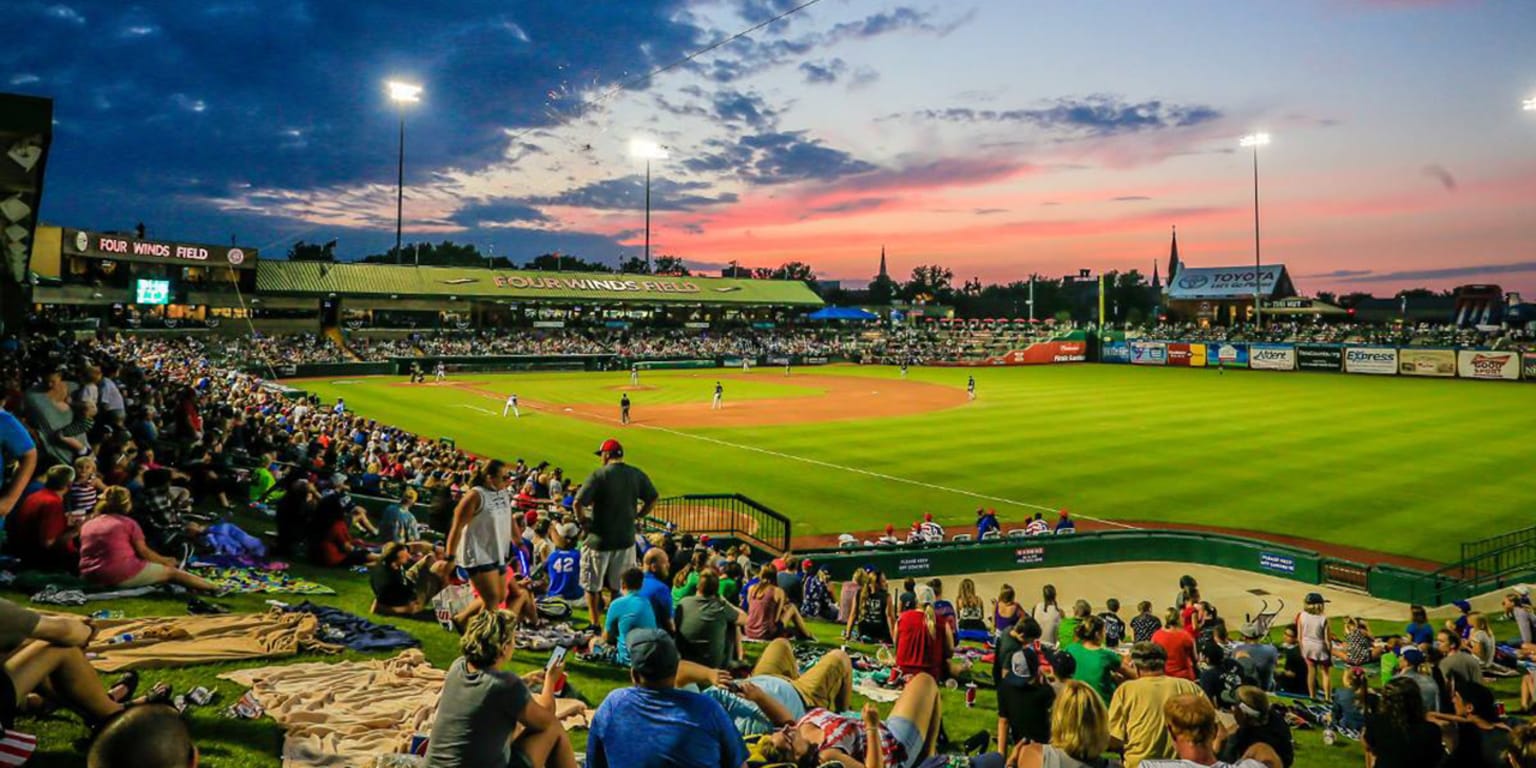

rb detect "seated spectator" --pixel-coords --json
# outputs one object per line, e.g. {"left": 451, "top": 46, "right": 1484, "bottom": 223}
{"left": 1108, "top": 642, "right": 1204, "bottom": 768}
{"left": 760, "top": 672, "right": 944, "bottom": 768}
{"left": 321, "top": 473, "right": 379, "bottom": 538}
{"left": 0, "top": 596, "right": 162, "bottom": 732}
{"left": 775, "top": 557, "right": 804, "bottom": 605}
{"left": 540, "top": 522, "right": 583, "bottom": 602}
{"left": 1067, "top": 615, "right": 1126, "bottom": 705}
{"left": 424, "top": 609, "right": 576, "bottom": 768}
{"left": 135, "top": 468, "right": 205, "bottom": 562}
{"left": 273, "top": 478, "right": 317, "bottom": 558}
{"left": 585, "top": 568, "right": 655, "bottom": 666}
{"left": 847, "top": 569, "right": 896, "bottom": 643}
{"left": 744, "top": 563, "right": 811, "bottom": 641}
{"left": 1101, "top": 598, "right": 1127, "bottom": 649}
{"left": 1332, "top": 666, "right": 1369, "bottom": 732}
{"left": 307, "top": 489, "right": 377, "bottom": 568}
{"left": 994, "top": 584, "right": 1025, "bottom": 637}
{"left": 66, "top": 455, "right": 104, "bottom": 518}
{"left": 1152, "top": 609, "right": 1198, "bottom": 681}
{"left": 996, "top": 616, "right": 1055, "bottom": 752}
{"left": 1362, "top": 677, "right": 1444, "bottom": 768}
{"left": 956, "top": 578, "right": 987, "bottom": 633}
{"left": 377, "top": 488, "right": 421, "bottom": 545}
{"left": 1217, "top": 687, "right": 1293, "bottom": 767}
{"left": 895, "top": 591, "right": 942, "bottom": 678}
{"left": 1406, "top": 605, "right": 1435, "bottom": 647}
{"left": 801, "top": 561, "right": 838, "bottom": 621}
{"left": 1437, "top": 629, "right": 1484, "bottom": 688}
{"left": 638, "top": 548, "right": 675, "bottom": 632}
{"left": 5, "top": 464, "right": 82, "bottom": 572}
{"left": 674, "top": 570, "right": 745, "bottom": 669}
{"left": 683, "top": 638, "right": 853, "bottom": 736}
{"left": 1138, "top": 694, "right": 1282, "bottom": 768}
{"left": 1398, "top": 647, "right": 1442, "bottom": 715}
{"left": 370, "top": 541, "right": 451, "bottom": 617}
{"left": 587, "top": 629, "right": 747, "bottom": 768}
{"left": 78, "top": 487, "right": 219, "bottom": 593}
{"left": 1432, "top": 679, "right": 1510, "bottom": 768}
{"left": 1006, "top": 680, "right": 1114, "bottom": 768}
{"left": 247, "top": 453, "right": 280, "bottom": 507}
{"left": 1274, "top": 625, "right": 1309, "bottom": 697}
{"left": 1130, "top": 601, "right": 1162, "bottom": 644}
{"left": 87, "top": 704, "right": 196, "bottom": 768}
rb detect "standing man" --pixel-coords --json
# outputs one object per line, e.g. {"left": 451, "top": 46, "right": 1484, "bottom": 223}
{"left": 630, "top": 364, "right": 640, "bottom": 386}
{"left": 711, "top": 381, "right": 723, "bottom": 410}
{"left": 620, "top": 394, "right": 631, "bottom": 425}
{"left": 784, "top": 359, "right": 791, "bottom": 376}
{"left": 967, "top": 375, "right": 976, "bottom": 401}
{"left": 434, "top": 362, "right": 447, "bottom": 382}
{"left": 502, "top": 393, "right": 520, "bottom": 418}
{"left": 900, "top": 361, "right": 908, "bottom": 379}
{"left": 0, "top": 406, "right": 37, "bottom": 520}
{"left": 575, "top": 439, "right": 659, "bottom": 629}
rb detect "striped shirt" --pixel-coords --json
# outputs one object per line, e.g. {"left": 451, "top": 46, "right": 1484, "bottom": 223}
{"left": 65, "top": 481, "right": 99, "bottom": 516}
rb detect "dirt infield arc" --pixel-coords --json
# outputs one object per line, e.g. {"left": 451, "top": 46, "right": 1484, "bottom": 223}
{"left": 444, "top": 373, "right": 970, "bottom": 428}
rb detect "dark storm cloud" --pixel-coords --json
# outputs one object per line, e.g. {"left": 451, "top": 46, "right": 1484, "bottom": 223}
{"left": 448, "top": 201, "right": 550, "bottom": 227}
{"left": 893, "top": 96, "right": 1223, "bottom": 136}
{"left": 532, "top": 177, "right": 738, "bottom": 212}
{"left": 5, "top": 1, "right": 706, "bottom": 197}
{"left": 683, "top": 132, "right": 876, "bottom": 185}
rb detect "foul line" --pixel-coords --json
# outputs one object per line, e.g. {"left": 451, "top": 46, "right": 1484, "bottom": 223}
{"left": 454, "top": 387, "right": 1138, "bottom": 530}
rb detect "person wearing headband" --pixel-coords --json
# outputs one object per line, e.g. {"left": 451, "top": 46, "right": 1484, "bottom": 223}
{"left": 1216, "top": 687, "right": 1293, "bottom": 767}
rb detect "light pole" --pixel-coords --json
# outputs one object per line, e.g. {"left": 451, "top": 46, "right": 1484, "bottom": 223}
{"left": 629, "top": 139, "right": 669, "bottom": 273}
{"left": 387, "top": 80, "right": 422, "bottom": 265}
{"left": 1239, "top": 132, "right": 1270, "bottom": 329}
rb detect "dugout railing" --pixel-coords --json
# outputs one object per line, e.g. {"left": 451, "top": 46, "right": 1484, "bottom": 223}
{"left": 644, "top": 493, "right": 792, "bottom": 558}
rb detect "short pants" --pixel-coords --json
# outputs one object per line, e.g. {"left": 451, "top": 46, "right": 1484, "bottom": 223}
{"left": 886, "top": 715, "right": 923, "bottom": 768}
{"left": 580, "top": 547, "right": 636, "bottom": 594}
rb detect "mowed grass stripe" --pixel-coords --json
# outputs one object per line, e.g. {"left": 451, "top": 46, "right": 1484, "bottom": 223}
{"left": 302, "top": 366, "right": 1536, "bottom": 561}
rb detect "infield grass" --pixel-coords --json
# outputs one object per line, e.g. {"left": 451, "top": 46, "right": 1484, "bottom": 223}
{"left": 301, "top": 364, "right": 1536, "bottom": 563}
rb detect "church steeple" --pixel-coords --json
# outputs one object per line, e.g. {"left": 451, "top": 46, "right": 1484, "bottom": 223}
{"left": 1167, "top": 226, "right": 1181, "bottom": 283}
{"left": 877, "top": 246, "right": 889, "bottom": 281}
{"left": 1151, "top": 258, "right": 1161, "bottom": 290}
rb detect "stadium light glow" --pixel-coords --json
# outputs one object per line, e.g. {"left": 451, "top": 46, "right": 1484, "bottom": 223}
{"left": 1523, "top": 96, "right": 1536, "bottom": 111}
{"left": 387, "top": 81, "right": 423, "bottom": 104}
{"left": 1239, "top": 132, "right": 1271, "bottom": 148}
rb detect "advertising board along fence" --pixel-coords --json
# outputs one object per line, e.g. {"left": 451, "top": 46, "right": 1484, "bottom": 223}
{"left": 1457, "top": 349, "right": 1521, "bottom": 381}
{"left": 1296, "top": 344, "right": 1342, "bottom": 372}
{"left": 1130, "top": 341, "right": 1167, "bottom": 365}
{"left": 1344, "top": 346, "right": 1398, "bottom": 375}
{"left": 1397, "top": 348, "right": 1456, "bottom": 378}
{"left": 1249, "top": 344, "right": 1296, "bottom": 371}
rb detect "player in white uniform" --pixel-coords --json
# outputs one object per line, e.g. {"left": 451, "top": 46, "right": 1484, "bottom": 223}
{"left": 967, "top": 375, "right": 976, "bottom": 400}
{"left": 742, "top": 358, "right": 752, "bottom": 372}
{"left": 711, "top": 381, "right": 724, "bottom": 410}
{"left": 434, "top": 362, "right": 446, "bottom": 382}
{"left": 503, "top": 393, "right": 520, "bottom": 417}
{"left": 630, "top": 365, "right": 640, "bottom": 386}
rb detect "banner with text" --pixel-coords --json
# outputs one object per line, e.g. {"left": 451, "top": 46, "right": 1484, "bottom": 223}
{"left": 1525, "top": 353, "right": 1536, "bottom": 382}
{"left": 1397, "top": 348, "right": 1456, "bottom": 378}
{"left": 1205, "top": 342, "right": 1249, "bottom": 368}
{"left": 1102, "top": 341, "right": 1131, "bottom": 364}
{"left": 995, "top": 340, "right": 1089, "bottom": 365}
{"left": 1457, "top": 349, "right": 1521, "bottom": 380}
{"left": 1130, "top": 341, "right": 1167, "bottom": 366}
{"left": 1296, "top": 344, "right": 1342, "bottom": 372}
{"left": 1249, "top": 344, "right": 1296, "bottom": 371}
{"left": 1344, "top": 347, "right": 1398, "bottom": 375}
{"left": 1166, "top": 342, "right": 1195, "bottom": 367}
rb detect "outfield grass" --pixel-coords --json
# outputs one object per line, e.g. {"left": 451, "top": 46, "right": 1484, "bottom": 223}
{"left": 303, "top": 364, "right": 1536, "bottom": 562}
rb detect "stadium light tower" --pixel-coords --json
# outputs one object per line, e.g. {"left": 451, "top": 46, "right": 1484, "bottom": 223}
{"left": 1524, "top": 96, "right": 1536, "bottom": 112}
{"left": 387, "top": 80, "right": 423, "bottom": 265}
{"left": 1239, "top": 132, "right": 1271, "bottom": 328}
{"left": 630, "top": 138, "right": 669, "bottom": 273}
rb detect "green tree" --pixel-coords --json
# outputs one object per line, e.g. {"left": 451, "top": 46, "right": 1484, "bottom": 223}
{"left": 867, "top": 273, "right": 897, "bottom": 305}
{"left": 1395, "top": 287, "right": 1437, "bottom": 299}
{"left": 361, "top": 240, "right": 488, "bottom": 267}
{"left": 619, "top": 257, "right": 649, "bottom": 274}
{"left": 652, "top": 255, "right": 692, "bottom": 276}
{"left": 902, "top": 264, "right": 954, "bottom": 302}
{"left": 524, "top": 253, "right": 613, "bottom": 272}
{"left": 287, "top": 239, "right": 337, "bottom": 261}
{"left": 773, "top": 261, "right": 815, "bottom": 282}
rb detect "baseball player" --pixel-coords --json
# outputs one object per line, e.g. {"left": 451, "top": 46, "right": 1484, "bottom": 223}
{"left": 784, "top": 359, "right": 792, "bottom": 376}
{"left": 409, "top": 362, "right": 423, "bottom": 384}
{"left": 434, "top": 362, "right": 446, "bottom": 382}
{"left": 711, "top": 381, "right": 723, "bottom": 410}
{"left": 967, "top": 375, "right": 976, "bottom": 400}
{"left": 503, "top": 393, "right": 520, "bottom": 417}
{"left": 900, "top": 361, "right": 908, "bottom": 379}
{"left": 630, "top": 364, "right": 640, "bottom": 386}
{"left": 620, "top": 393, "right": 631, "bottom": 425}
{"left": 742, "top": 358, "right": 752, "bottom": 373}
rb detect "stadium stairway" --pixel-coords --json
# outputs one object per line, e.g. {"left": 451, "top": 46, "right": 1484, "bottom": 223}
{"left": 324, "top": 326, "right": 363, "bottom": 361}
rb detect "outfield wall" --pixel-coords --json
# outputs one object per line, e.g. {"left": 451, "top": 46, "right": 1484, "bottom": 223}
{"left": 1102, "top": 341, "right": 1528, "bottom": 382}
{"left": 263, "top": 354, "right": 854, "bottom": 379}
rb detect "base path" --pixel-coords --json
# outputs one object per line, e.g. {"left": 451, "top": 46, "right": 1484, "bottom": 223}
{"left": 452, "top": 373, "right": 969, "bottom": 428}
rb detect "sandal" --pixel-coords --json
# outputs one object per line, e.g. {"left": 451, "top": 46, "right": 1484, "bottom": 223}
{"left": 131, "top": 682, "right": 173, "bottom": 707}
{"left": 108, "top": 671, "right": 140, "bottom": 703}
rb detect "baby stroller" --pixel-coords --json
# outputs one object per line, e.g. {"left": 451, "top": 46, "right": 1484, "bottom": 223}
{"left": 1244, "top": 598, "right": 1286, "bottom": 637}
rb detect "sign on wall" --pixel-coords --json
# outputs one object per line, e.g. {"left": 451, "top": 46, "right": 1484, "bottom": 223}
{"left": 1296, "top": 344, "right": 1341, "bottom": 371}
{"left": 1344, "top": 347, "right": 1398, "bottom": 375}
{"left": 1130, "top": 341, "right": 1167, "bottom": 365}
{"left": 63, "top": 228, "right": 256, "bottom": 269}
{"left": 1457, "top": 350, "right": 1521, "bottom": 380}
{"left": 1397, "top": 348, "right": 1455, "bottom": 378}
{"left": 1249, "top": 344, "right": 1296, "bottom": 371}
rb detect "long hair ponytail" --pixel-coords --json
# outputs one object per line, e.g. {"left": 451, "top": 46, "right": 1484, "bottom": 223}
{"left": 471, "top": 459, "right": 506, "bottom": 489}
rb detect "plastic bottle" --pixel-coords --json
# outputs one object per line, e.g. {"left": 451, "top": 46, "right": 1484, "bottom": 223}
{"left": 1322, "top": 712, "right": 1336, "bottom": 746}
{"left": 105, "top": 633, "right": 135, "bottom": 645}
{"left": 90, "top": 609, "right": 124, "bottom": 620}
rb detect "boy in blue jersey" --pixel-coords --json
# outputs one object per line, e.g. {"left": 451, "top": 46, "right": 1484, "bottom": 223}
{"left": 541, "top": 522, "right": 584, "bottom": 601}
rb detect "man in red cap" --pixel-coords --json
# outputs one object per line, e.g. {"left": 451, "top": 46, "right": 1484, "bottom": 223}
{"left": 877, "top": 524, "right": 899, "bottom": 546}
{"left": 1054, "top": 508, "right": 1076, "bottom": 534}
{"left": 574, "top": 438, "right": 659, "bottom": 628}
{"left": 919, "top": 512, "right": 945, "bottom": 543}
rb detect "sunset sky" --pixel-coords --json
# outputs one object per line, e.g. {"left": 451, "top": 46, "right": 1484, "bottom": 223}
{"left": 8, "top": 0, "right": 1536, "bottom": 294}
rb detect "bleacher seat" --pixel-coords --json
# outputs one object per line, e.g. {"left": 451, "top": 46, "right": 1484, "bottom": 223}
{"left": 839, "top": 541, "right": 858, "bottom": 549}
{"left": 1007, "top": 529, "right": 1028, "bottom": 539}
{"left": 952, "top": 533, "right": 973, "bottom": 542}
{"left": 1055, "top": 528, "right": 1075, "bottom": 535}
{"left": 981, "top": 530, "right": 1001, "bottom": 540}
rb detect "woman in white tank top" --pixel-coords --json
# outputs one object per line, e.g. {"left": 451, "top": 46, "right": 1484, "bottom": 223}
{"left": 444, "top": 460, "right": 513, "bottom": 628}
{"left": 1296, "top": 593, "right": 1334, "bottom": 701}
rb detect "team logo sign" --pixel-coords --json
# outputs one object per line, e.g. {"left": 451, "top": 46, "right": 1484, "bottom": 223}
{"left": 227, "top": 248, "right": 246, "bottom": 265}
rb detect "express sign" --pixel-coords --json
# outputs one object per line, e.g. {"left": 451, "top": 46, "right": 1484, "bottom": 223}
{"left": 64, "top": 229, "right": 257, "bottom": 269}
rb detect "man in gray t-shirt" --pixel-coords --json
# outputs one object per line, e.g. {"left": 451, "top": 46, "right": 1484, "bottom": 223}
{"left": 574, "top": 439, "right": 658, "bottom": 626}
{"left": 1229, "top": 623, "right": 1279, "bottom": 691}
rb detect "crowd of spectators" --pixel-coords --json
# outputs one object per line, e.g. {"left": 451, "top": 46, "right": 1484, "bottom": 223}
{"left": 1140, "top": 321, "right": 1534, "bottom": 351}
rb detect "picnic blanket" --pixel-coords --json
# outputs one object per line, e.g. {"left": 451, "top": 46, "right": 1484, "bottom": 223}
{"left": 284, "top": 602, "right": 419, "bottom": 652}
{"left": 87, "top": 610, "right": 342, "bottom": 672}
{"left": 191, "top": 566, "right": 335, "bottom": 595}
{"left": 221, "top": 651, "right": 594, "bottom": 768}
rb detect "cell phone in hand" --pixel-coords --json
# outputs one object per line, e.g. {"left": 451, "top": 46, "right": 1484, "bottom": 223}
{"left": 546, "top": 645, "right": 568, "bottom": 671}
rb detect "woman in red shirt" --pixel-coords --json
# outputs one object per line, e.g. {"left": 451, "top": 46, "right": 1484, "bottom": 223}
{"left": 895, "top": 592, "right": 943, "bottom": 678}
{"left": 6, "top": 465, "right": 81, "bottom": 572}
{"left": 1152, "top": 607, "right": 1198, "bottom": 680}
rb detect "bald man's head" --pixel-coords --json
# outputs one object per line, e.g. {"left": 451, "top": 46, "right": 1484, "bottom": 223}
{"left": 89, "top": 705, "right": 196, "bottom": 768}
{"left": 643, "top": 547, "right": 669, "bottom": 574}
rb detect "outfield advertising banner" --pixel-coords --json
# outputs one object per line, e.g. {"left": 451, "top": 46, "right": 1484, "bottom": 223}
{"left": 997, "top": 341, "right": 1088, "bottom": 365}
{"left": 1249, "top": 344, "right": 1296, "bottom": 371}
{"left": 1205, "top": 342, "right": 1248, "bottom": 368}
{"left": 1102, "top": 341, "right": 1131, "bottom": 364}
{"left": 1130, "top": 341, "right": 1167, "bottom": 365}
{"left": 1344, "top": 347, "right": 1398, "bottom": 375}
{"left": 1397, "top": 348, "right": 1456, "bottom": 378}
{"left": 1524, "top": 353, "right": 1536, "bottom": 382}
{"left": 1166, "top": 342, "right": 1195, "bottom": 367}
{"left": 1457, "top": 349, "right": 1521, "bottom": 380}
{"left": 1296, "top": 344, "right": 1342, "bottom": 371}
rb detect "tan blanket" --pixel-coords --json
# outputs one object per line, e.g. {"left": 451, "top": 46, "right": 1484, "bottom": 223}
{"left": 221, "top": 651, "right": 593, "bottom": 768}
{"left": 87, "top": 611, "right": 341, "bottom": 672}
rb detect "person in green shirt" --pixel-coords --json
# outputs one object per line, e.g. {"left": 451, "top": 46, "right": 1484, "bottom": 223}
{"left": 248, "top": 454, "right": 282, "bottom": 505}
{"left": 1059, "top": 598, "right": 1092, "bottom": 651}
{"left": 1064, "top": 614, "right": 1127, "bottom": 704}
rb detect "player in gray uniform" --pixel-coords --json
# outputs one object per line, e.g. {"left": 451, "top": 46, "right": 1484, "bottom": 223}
{"left": 967, "top": 375, "right": 976, "bottom": 400}
{"left": 711, "top": 381, "right": 724, "bottom": 410}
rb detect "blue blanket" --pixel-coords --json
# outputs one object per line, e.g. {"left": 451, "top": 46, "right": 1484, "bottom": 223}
{"left": 283, "top": 601, "right": 420, "bottom": 652}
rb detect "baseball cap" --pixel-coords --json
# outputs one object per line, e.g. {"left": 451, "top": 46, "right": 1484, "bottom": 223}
{"left": 1304, "top": 592, "right": 1328, "bottom": 605}
{"left": 899, "top": 592, "right": 918, "bottom": 611}
{"left": 801, "top": 558, "right": 814, "bottom": 571}
{"left": 1401, "top": 647, "right": 1425, "bottom": 666}
{"left": 1058, "top": 508, "right": 1070, "bottom": 518}
{"left": 1452, "top": 599, "right": 1472, "bottom": 612}
{"left": 627, "top": 628, "right": 680, "bottom": 679}
{"left": 330, "top": 472, "right": 349, "bottom": 487}
{"left": 1240, "top": 622, "right": 1264, "bottom": 639}
{"left": 557, "top": 522, "right": 579, "bottom": 540}
{"left": 594, "top": 439, "right": 624, "bottom": 457}
{"left": 924, "top": 512, "right": 933, "bottom": 522}
{"left": 884, "top": 524, "right": 894, "bottom": 534}
{"left": 772, "top": 558, "right": 787, "bottom": 571}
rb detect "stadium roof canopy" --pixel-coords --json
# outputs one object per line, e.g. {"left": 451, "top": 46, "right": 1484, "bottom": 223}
{"left": 257, "top": 261, "right": 824, "bottom": 306}
{"left": 1166, "top": 264, "right": 1296, "bottom": 301}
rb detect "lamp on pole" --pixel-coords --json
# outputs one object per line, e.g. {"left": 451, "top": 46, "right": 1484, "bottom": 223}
{"left": 1524, "top": 96, "right": 1536, "bottom": 112}
{"left": 629, "top": 139, "right": 669, "bottom": 273}
{"left": 1239, "top": 132, "right": 1270, "bottom": 329}
{"left": 386, "top": 80, "right": 423, "bottom": 266}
